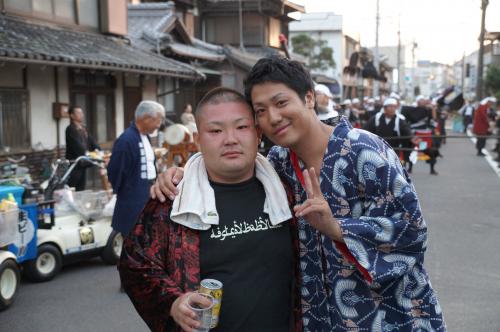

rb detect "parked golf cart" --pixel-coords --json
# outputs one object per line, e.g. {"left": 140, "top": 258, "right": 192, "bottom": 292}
{"left": 20, "top": 155, "right": 122, "bottom": 282}
{"left": 0, "top": 156, "right": 37, "bottom": 310}
{"left": 0, "top": 155, "right": 121, "bottom": 309}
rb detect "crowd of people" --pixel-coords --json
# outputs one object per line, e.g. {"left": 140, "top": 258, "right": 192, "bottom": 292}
{"left": 314, "top": 86, "right": 499, "bottom": 172}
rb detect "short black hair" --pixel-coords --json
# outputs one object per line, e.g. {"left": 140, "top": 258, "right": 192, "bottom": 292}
{"left": 195, "top": 87, "right": 252, "bottom": 120}
{"left": 244, "top": 55, "right": 314, "bottom": 104}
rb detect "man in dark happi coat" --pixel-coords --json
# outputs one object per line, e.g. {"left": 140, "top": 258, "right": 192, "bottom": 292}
{"left": 364, "top": 97, "right": 413, "bottom": 167}
{"left": 401, "top": 96, "right": 439, "bottom": 174}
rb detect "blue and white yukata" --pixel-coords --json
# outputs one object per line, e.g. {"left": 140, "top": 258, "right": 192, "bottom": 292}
{"left": 268, "top": 118, "right": 446, "bottom": 331}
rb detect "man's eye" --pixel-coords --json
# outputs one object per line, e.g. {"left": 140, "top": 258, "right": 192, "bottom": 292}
{"left": 237, "top": 125, "right": 249, "bottom": 130}
{"left": 209, "top": 129, "right": 221, "bottom": 133}
{"left": 277, "top": 100, "right": 287, "bottom": 107}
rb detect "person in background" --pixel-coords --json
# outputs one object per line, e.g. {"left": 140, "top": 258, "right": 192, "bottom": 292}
{"left": 460, "top": 99, "right": 475, "bottom": 133}
{"left": 389, "top": 92, "right": 402, "bottom": 115}
{"left": 364, "top": 97, "right": 414, "bottom": 170}
{"left": 314, "top": 83, "right": 339, "bottom": 126}
{"left": 436, "top": 104, "right": 449, "bottom": 145}
{"left": 473, "top": 97, "right": 496, "bottom": 156}
{"left": 65, "top": 106, "right": 100, "bottom": 191}
{"left": 494, "top": 104, "right": 500, "bottom": 165}
{"left": 364, "top": 97, "right": 377, "bottom": 121}
{"left": 402, "top": 96, "right": 440, "bottom": 174}
{"left": 340, "top": 98, "right": 352, "bottom": 119}
{"left": 350, "top": 97, "right": 363, "bottom": 128}
{"left": 180, "top": 103, "right": 195, "bottom": 125}
{"left": 180, "top": 103, "right": 198, "bottom": 136}
{"left": 107, "top": 101, "right": 164, "bottom": 237}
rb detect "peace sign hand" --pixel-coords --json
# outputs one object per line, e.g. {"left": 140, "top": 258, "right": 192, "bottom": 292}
{"left": 293, "top": 167, "right": 344, "bottom": 242}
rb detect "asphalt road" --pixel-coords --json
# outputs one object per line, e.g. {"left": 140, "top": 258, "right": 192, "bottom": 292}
{"left": 1, "top": 258, "right": 149, "bottom": 332}
{"left": 409, "top": 133, "right": 500, "bottom": 332}
{"left": 3, "top": 132, "right": 500, "bottom": 332}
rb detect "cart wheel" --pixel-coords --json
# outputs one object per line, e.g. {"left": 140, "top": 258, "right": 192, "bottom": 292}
{"left": 23, "top": 244, "right": 62, "bottom": 282}
{"left": 101, "top": 231, "right": 123, "bottom": 265}
{"left": 0, "top": 259, "right": 20, "bottom": 310}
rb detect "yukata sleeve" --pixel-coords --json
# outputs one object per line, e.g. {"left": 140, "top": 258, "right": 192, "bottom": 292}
{"left": 118, "top": 200, "right": 182, "bottom": 332}
{"left": 336, "top": 137, "right": 428, "bottom": 286}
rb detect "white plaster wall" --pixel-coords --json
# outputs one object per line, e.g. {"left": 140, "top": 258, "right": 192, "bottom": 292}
{"left": 28, "top": 65, "right": 58, "bottom": 149}
{"left": 114, "top": 72, "right": 124, "bottom": 136}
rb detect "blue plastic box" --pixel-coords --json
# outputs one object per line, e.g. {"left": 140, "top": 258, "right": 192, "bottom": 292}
{"left": 0, "top": 185, "right": 25, "bottom": 205}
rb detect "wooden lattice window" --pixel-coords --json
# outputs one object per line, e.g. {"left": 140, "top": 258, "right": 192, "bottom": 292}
{"left": 0, "top": 89, "right": 31, "bottom": 151}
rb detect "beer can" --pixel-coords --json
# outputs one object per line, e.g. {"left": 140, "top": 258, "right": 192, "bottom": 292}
{"left": 199, "top": 279, "right": 223, "bottom": 328}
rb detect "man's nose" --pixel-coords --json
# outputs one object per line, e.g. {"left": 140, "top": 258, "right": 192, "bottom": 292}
{"left": 268, "top": 107, "right": 282, "bottom": 125}
{"left": 223, "top": 128, "right": 238, "bottom": 144}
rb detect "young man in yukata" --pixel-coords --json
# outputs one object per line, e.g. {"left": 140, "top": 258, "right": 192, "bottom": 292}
{"left": 153, "top": 56, "right": 446, "bottom": 331}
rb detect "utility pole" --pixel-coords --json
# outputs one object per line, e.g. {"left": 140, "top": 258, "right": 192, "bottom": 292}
{"left": 239, "top": 0, "right": 245, "bottom": 51}
{"left": 396, "top": 15, "right": 401, "bottom": 94}
{"left": 373, "top": 0, "right": 380, "bottom": 97}
{"left": 461, "top": 52, "right": 465, "bottom": 92}
{"left": 476, "top": 0, "right": 488, "bottom": 100}
{"left": 411, "top": 40, "right": 417, "bottom": 97}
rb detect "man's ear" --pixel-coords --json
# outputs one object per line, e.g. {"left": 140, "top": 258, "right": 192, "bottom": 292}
{"left": 305, "top": 90, "right": 315, "bottom": 109}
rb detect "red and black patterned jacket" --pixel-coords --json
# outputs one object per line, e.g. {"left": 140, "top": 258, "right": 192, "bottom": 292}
{"left": 118, "top": 184, "right": 302, "bottom": 332}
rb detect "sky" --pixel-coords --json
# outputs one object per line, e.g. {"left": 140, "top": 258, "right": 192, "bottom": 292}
{"left": 292, "top": 0, "right": 500, "bottom": 65}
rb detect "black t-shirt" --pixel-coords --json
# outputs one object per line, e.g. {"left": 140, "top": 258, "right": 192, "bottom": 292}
{"left": 199, "top": 177, "right": 293, "bottom": 332}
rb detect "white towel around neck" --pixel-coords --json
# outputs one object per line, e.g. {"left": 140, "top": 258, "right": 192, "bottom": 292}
{"left": 170, "top": 152, "right": 292, "bottom": 230}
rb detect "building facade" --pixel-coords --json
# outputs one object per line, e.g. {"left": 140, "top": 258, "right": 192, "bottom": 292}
{"left": 0, "top": 0, "right": 201, "bottom": 180}
{"left": 289, "top": 12, "right": 359, "bottom": 98}
{"left": 413, "top": 61, "right": 453, "bottom": 98}
{"left": 452, "top": 39, "right": 500, "bottom": 101}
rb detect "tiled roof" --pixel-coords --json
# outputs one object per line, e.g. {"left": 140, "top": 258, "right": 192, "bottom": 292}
{"left": 0, "top": 15, "right": 201, "bottom": 79}
{"left": 128, "top": 4, "right": 225, "bottom": 62}
{"left": 167, "top": 42, "right": 225, "bottom": 62}
{"left": 224, "top": 45, "right": 263, "bottom": 70}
